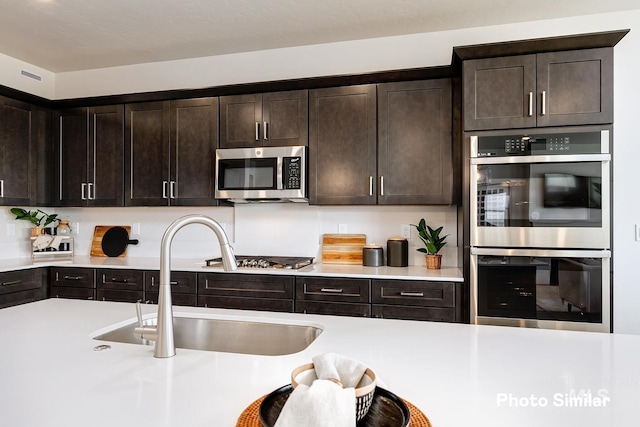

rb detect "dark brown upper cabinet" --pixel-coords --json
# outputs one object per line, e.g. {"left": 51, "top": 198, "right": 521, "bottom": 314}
{"left": 463, "top": 48, "right": 613, "bottom": 131}
{"left": 378, "top": 79, "right": 454, "bottom": 205}
{"left": 125, "top": 98, "right": 218, "bottom": 206}
{"left": 219, "top": 90, "right": 308, "bottom": 148}
{"left": 309, "top": 85, "right": 377, "bottom": 205}
{"left": 55, "top": 105, "right": 124, "bottom": 207}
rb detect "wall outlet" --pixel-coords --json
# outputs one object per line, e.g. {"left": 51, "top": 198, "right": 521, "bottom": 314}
{"left": 401, "top": 224, "right": 411, "bottom": 239}
{"left": 72, "top": 222, "right": 80, "bottom": 235}
{"left": 636, "top": 224, "right": 640, "bottom": 242}
{"left": 6, "top": 223, "right": 15, "bottom": 236}
{"left": 132, "top": 222, "right": 141, "bottom": 236}
{"left": 338, "top": 224, "right": 348, "bottom": 234}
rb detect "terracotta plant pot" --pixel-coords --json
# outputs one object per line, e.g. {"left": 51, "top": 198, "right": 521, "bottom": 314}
{"left": 31, "top": 227, "right": 44, "bottom": 237}
{"left": 425, "top": 254, "right": 442, "bottom": 270}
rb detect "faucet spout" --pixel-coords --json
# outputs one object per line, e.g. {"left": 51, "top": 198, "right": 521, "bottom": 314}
{"left": 135, "top": 214, "right": 237, "bottom": 358}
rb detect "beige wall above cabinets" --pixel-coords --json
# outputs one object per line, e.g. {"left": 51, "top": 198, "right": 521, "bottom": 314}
{"left": 219, "top": 90, "right": 308, "bottom": 149}
{"left": 309, "top": 80, "right": 456, "bottom": 205}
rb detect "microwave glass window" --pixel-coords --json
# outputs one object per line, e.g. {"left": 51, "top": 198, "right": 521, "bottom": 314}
{"left": 219, "top": 158, "right": 277, "bottom": 190}
{"left": 476, "top": 162, "right": 603, "bottom": 228}
{"left": 477, "top": 255, "right": 603, "bottom": 324}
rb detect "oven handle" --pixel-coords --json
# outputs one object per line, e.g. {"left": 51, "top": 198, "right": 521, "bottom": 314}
{"left": 471, "top": 154, "right": 610, "bottom": 165}
{"left": 471, "top": 247, "right": 611, "bottom": 258}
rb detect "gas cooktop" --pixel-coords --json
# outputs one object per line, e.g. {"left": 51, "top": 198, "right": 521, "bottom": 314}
{"left": 204, "top": 255, "right": 314, "bottom": 270}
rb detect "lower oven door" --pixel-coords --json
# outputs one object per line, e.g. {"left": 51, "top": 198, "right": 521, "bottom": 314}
{"left": 471, "top": 247, "right": 611, "bottom": 332}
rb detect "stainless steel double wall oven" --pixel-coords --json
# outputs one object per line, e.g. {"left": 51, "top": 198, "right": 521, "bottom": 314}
{"left": 469, "top": 126, "right": 611, "bottom": 332}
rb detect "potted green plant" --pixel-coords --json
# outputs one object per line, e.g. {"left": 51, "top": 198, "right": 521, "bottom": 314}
{"left": 10, "top": 208, "right": 59, "bottom": 237}
{"left": 411, "top": 218, "right": 448, "bottom": 269}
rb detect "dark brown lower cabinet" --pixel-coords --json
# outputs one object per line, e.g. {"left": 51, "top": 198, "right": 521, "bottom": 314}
{"left": 96, "top": 269, "right": 143, "bottom": 302}
{"left": 295, "top": 276, "right": 370, "bottom": 317}
{"left": 0, "top": 269, "right": 45, "bottom": 309}
{"left": 50, "top": 267, "right": 96, "bottom": 300}
{"left": 198, "top": 273, "right": 294, "bottom": 313}
{"left": 371, "top": 280, "right": 462, "bottom": 322}
{"left": 144, "top": 270, "right": 197, "bottom": 306}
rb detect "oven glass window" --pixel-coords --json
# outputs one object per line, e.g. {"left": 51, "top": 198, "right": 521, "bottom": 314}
{"left": 476, "top": 162, "right": 603, "bottom": 228}
{"left": 477, "top": 255, "right": 603, "bottom": 323}
{"left": 218, "top": 158, "right": 277, "bottom": 190}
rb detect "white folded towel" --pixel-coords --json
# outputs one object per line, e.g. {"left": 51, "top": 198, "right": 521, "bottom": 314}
{"left": 275, "top": 353, "right": 368, "bottom": 427}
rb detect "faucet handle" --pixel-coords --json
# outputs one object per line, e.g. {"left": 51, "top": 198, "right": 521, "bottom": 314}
{"left": 135, "top": 300, "right": 144, "bottom": 327}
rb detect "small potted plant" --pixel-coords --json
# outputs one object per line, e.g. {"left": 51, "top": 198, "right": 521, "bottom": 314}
{"left": 10, "top": 208, "right": 59, "bottom": 237}
{"left": 412, "top": 218, "right": 448, "bottom": 269}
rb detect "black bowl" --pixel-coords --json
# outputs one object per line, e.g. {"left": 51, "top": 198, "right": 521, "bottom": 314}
{"left": 259, "top": 384, "right": 410, "bottom": 427}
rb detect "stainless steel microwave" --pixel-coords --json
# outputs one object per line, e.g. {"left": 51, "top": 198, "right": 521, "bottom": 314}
{"left": 215, "top": 146, "right": 307, "bottom": 203}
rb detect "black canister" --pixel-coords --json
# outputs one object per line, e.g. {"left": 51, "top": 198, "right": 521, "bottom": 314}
{"left": 386, "top": 237, "right": 408, "bottom": 267}
{"left": 362, "top": 244, "right": 384, "bottom": 267}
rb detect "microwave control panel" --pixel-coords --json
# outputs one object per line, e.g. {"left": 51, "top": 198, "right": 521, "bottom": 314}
{"left": 283, "top": 157, "right": 302, "bottom": 189}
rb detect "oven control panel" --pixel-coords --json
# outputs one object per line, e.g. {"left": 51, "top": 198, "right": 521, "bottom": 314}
{"left": 475, "top": 130, "right": 604, "bottom": 158}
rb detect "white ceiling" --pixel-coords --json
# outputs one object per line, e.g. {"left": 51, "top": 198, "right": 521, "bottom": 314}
{"left": 0, "top": 0, "right": 637, "bottom": 73}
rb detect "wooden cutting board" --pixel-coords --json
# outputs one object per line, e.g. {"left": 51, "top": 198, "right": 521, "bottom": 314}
{"left": 91, "top": 225, "right": 132, "bottom": 257}
{"left": 321, "top": 234, "right": 366, "bottom": 264}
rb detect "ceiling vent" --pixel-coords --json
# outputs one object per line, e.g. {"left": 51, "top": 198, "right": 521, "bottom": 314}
{"left": 20, "top": 69, "right": 42, "bottom": 82}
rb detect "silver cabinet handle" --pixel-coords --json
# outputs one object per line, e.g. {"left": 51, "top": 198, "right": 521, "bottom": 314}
{"left": 263, "top": 121, "right": 268, "bottom": 140}
{"left": 0, "top": 179, "right": 3, "bottom": 198}
{"left": 162, "top": 181, "right": 168, "bottom": 199}
{"left": 170, "top": 181, "right": 176, "bottom": 199}
{"left": 380, "top": 176, "right": 384, "bottom": 196}
{"left": 81, "top": 183, "right": 87, "bottom": 200}
{"left": 320, "top": 288, "right": 344, "bottom": 293}
{"left": 369, "top": 176, "right": 373, "bottom": 196}
{"left": 255, "top": 122, "right": 260, "bottom": 141}
{"left": 400, "top": 291, "right": 424, "bottom": 297}
{"left": 541, "top": 91, "right": 546, "bottom": 116}
{"left": 88, "top": 183, "right": 94, "bottom": 200}
{"left": 528, "top": 92, "right": 533, "bottom": 117}
{"left": 1, "top": 280, "right": 21, "bottom": 286}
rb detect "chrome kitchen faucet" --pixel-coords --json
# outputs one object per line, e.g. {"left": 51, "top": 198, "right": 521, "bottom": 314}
{"left": 134, "top": 214, "right": 237, "bottom": 358}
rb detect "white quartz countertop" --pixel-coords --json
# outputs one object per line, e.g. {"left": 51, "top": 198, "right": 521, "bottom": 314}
{"left": 1, "top": 299, "right": 638, "bottom": 427}
{"left": 0, "top": 256, "right": 463, "bottom": 281}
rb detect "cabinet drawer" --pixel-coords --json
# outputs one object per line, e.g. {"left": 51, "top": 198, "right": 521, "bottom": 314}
{"left": 145, "top": 292, "right": 196, "bottom": 307}
{"left": 97, "top": 269, "right": 144, "bottom": 291}
{"left": 295, "top": 301, "right": 370, "bottom": 318}
{"left": 0, "top": 269, "right": 39, "bottom": 296}
{"left": 144, "top": 271, "right": 197, "bottom": 294}
{"left": 372, "top": 280, "right": 455, "bottom": 308}
{"left": 0, "top": 289, "right": 43, "bottom": 308}
{"left": 97, "top": 289, "right": 143, "bottom": 303}
{"left": 198, "top": 273, "right": 294, "bottom": 299}
{"left": 296, "top": 277, "right": 370, "bottom": 303}
{"left": 198, "top": 295, "right": 293, "bottom": 313}
{"left": 50, "top": 267, "right": 95, "bottom": 288}
{"left": 50, "top": 286, "right": 95, "bottom": 300}
{"left": 372, "top": 305, "right": 456, "bottom": 322}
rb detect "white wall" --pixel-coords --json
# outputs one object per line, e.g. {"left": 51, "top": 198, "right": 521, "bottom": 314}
{"left": 0, "top": 52, "right": 55, "bottom": 99}
{"left": 1, "top": 9, "right": 639, "bottom": 333}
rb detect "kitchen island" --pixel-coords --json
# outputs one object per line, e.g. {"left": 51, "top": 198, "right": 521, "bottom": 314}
{"left": 0, "top": 299, "right": 638, "bottom": 427}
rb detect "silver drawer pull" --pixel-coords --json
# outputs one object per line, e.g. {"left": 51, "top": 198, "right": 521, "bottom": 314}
{"left": 320, "top": 288, "right": 344, "bottom": 293}
{"left": 400, "top": 291, "right": 424, "bottom": 297}
{"left": 63, "top": 275, "right": 83, "bottom": 281}
{"left": 1, "top": 280, "right": 22, "bottom": 286}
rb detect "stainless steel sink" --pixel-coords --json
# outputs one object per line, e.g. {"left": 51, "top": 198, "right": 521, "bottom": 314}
{"left": 92, "top": 315, "right": 323, "bottom": 356}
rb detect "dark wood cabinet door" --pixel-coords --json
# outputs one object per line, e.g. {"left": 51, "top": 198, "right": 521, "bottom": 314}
{"left": 309, "top": 85, "right": 377, "bottom": 205}
{"left": 55, "top": 108, "right": 88, "bottom": 206}
{"left": 536, "top": 48, "right": 613, "bottom": 127}
{"left": 262, "top": 90, "right": 308, "bottom": 147}
{"left": 463, "top": 55, "right": 537, "bottom": 131}
{"left": 219, "top": 94, "right": 262, "bottom": 148}
{"left": 378, "top": 80, "right": 453, "bottom": 205}
{"left": 125, "top": 101, "right": 170, "bottom": 206}
{"left": 170, "top": 98, "right": 219, "bottom": 206}
{"left": 88, "top": 105, "right": 124, "bottom": 206}
{"left": 0, "top": 97, "right": 36, "bottom": 205}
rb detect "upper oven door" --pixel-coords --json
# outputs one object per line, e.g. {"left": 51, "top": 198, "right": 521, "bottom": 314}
{"left": 470, "top": 129, "right": 610, "bottom": 249}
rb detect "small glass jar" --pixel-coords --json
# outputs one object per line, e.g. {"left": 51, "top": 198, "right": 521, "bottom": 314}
{"left": 57, "top": 220, "right": 71, "bottom": 236}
